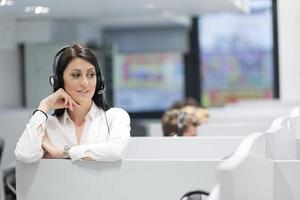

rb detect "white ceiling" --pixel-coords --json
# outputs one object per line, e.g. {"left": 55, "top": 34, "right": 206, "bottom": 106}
{"left": 0, "top": 0, "right": 249, "bottom": 26}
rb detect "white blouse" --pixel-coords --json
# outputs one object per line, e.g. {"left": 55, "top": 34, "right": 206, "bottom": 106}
{"left": 15, "top": 103, "right": 131, "bottom": 163}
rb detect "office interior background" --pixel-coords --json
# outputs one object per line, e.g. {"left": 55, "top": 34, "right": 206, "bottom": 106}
{"left": 1, "top": 0, "right": 300, "bottom": 199}
{"left": 0, "top": 0, "right": 297, "bottom": 133}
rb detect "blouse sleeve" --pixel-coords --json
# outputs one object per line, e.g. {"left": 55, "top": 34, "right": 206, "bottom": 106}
{"left": 68, "top": 108, "right": 131, "bottom": 161}
{"left": 15, "top": 111, "right": 47, "bottom": 163}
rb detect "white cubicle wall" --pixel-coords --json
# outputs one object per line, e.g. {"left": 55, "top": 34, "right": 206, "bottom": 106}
{"left": 274, "top": 160, "right": 300, "bottom": 200}
{"left": 218, "top": 132, "right": 274, "bottom": 200}
{"left": 125, "top": 137, "right": 243, "bottom": 159}
{"left": 0, "top": 109, "right": 32, "bottom": 200}
{"left": 207, "top": 107, "right": 290, "bottom": 124}
{"left": 147, "top": 102, "right": 292, "bottom": 137}
{"left": 0, "top": 109, "right": 32, "bottom": 169}
{"left": 16, "top": 137, "right": 243, "bottom": 200}
{"left": 211, "top": 109, "right": 300, "bottom": 200}
{"left": 147, "top": 121, "right": 270, "bottom": 137}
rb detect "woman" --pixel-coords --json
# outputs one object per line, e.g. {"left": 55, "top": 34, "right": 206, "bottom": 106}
{"left": 15, "top": 44, "right": 131, "bottom": 163}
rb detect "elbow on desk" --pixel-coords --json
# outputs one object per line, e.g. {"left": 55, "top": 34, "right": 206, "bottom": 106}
{"left": 104, "top": 136, "right": 130, "bottom": 161}
{"left": 99, "top": 147, "right": 126, "bottom": 162}
{"left": 102, "top": 142, "right": 128, "bottom": 162}
{"left": 15, "top": 147, "right": 43, "bottom": 163}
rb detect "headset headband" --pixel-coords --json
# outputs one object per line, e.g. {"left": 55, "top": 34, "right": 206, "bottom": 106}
{"left": 177, "top": 111, "right": 186, "bottom": 135}
{"left": 52, "top": 46, "right": 70, "bottom": 75}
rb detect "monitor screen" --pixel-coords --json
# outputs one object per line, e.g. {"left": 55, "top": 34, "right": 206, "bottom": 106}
{"left": 199, "top": 0, "right": 274, "bottom": 107}
{"left": 113, "top": 52, "right": 184, "bottom": 112}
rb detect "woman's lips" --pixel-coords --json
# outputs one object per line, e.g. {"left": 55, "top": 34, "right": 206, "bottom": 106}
{"left": 77, "top": 90, "right": 89, "bottom": 96}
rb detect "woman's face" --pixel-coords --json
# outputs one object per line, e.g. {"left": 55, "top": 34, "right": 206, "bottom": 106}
{"left": 63, "top": 58, "right": 97, "bottom": 105}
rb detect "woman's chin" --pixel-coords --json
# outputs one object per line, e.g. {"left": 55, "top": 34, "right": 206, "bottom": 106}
{"left": 74, "top": 96, "right": 92, "bottom": 105}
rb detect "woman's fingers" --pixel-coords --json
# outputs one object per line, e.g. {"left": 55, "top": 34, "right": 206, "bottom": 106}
{"left": 68, "top": 96, "right": 74, "bottom": 111}
{"left": 70, "top": 98, "right": 80, "bottom": 109}
{"left": 49, "top": 88, "right": 80, "bottom": 111}
{"left": 58, "top": 90, "right": 73, "bottom": 110}
{"left": 62, "top": 95, "right": 80, "bottom": 111}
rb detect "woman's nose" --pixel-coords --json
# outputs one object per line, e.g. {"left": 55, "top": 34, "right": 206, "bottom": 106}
{"left": 80, "top": 76, "right": 89, "bottom": 86}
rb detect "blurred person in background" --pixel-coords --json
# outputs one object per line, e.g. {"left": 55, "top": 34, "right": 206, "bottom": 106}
{"left": 161, "top": 108, "right": 200, "bottom": 137}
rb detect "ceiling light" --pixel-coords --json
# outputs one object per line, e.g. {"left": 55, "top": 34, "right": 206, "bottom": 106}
{"left": 25, "top": 6, "right": 50, "bottom": 14}
{"left": 0, "top": 0, "right": 14, "bottom": 7}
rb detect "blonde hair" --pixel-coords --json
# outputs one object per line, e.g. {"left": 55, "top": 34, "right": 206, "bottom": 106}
{"left": 181, "top": 105, "right": 209, "bottom": 124}
{"left": 161, "top": 109, "right": 199, "bottom": 136}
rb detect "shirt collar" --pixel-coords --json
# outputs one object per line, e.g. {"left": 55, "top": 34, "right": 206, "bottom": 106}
{"left": 62, "top": 101, "right": 99, "bottom": 123}
{"left": 62, "top": 109, "right": 70, "bottom": 124}
{"left": 87, "top": 102, "right": 98, "bottom": 120}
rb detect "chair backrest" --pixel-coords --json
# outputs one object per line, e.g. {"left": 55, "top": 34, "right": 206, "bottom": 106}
{"left": 180, "top": 190, "right": 210, "bottom": 200}
{"left": 0, "top": 138, "right": 4, "bottom": 164}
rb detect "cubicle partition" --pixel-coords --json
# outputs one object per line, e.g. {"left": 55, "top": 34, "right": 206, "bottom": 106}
{"left": 146, "top": 103, "right": 291, "bottom": 137}
{"left": 274, "top": 160, "right": 300, "bottom": 200}
{"left": 273, "top": 107, "right": 300, "bottom": 200}
{"left": 0, "top": 109, "right": 32, "bottom": 169}
{"left": 218, "top": 132, "right": 274, "bottom": 200}
{"left": 197, "top": 122, "right": 269, "bottom": 137}
{"left": 207, "top": 107, "right": 289, "bottom": 124}
{"left": 0, "top": 109, "right": 31, "bottom": 200}
{"left": 16, "top": 137, "right": 243, "bottom": 200}
{"left": 209, "top": 108, "right": 300, "bottom": 200}
{"left": 147, "top": 121, "right": 269, "bottom": 137}
{"left": 125, "top": 137, "right": 243, "bottom": 159}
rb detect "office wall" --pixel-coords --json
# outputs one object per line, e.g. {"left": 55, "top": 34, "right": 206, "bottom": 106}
{"left": 0, "top": 48, "right": 22, "bottom": 108}
{"left": 277, "top": 0, "right": 300, "bottom": 101}
{"left": 103, "top": 26, "right": 188, "bottom": 53}
{"left": 0, "top": 17, "right": 22, "bottom": 108}
{"left": 0, "top": 19, "right": 103, "bottom": 109}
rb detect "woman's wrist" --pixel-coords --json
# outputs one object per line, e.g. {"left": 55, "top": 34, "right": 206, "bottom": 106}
{"left": 33, "top": 109, "right": 48, "bottom": 120}
{"left": 42, "top": 141, "right": 65, "bottom": 159}
{"left": 38, "top": 100, "right": 49, "bottom": 113}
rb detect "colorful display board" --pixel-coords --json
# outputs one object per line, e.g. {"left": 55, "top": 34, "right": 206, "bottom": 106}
{"left": 114, "top": 52, "right": 184, "bottom": 112}
{"left": 199, "top": 0, "right": 274, "bottom": 107}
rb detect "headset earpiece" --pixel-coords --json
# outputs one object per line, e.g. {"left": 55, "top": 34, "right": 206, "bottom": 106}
{"left": 97, "top": 84, "right": 106, "bottom": 95}
{"left": 49, "top": 75, "right": 58, "bottom": 87}
{"left": 96, "top": 69, "right": 106, "bottom": 95}
{"left": 49, "top": 46, "right": 69, "bottom": 88}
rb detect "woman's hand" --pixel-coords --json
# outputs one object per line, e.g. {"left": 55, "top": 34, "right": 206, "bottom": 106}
{"left": 42, "top": 133, "right": 64, "bottom": 159}
{"left": 38, "top": 88, "right": 80, "bottom": 113}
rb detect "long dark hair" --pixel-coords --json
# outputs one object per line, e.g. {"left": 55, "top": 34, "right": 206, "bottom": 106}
{"left": 52, "top": 44, "right": 109, "bottom": 117}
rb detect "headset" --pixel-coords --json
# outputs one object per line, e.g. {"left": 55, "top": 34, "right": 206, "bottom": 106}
{"left": 49, "top": 45, "right": 106, "bottom": 95}
{"left": 176, "top": 111, "right": 186, "bottom": 136}
{"left": 49, "top": 45, "right": 110, "bottom": 134}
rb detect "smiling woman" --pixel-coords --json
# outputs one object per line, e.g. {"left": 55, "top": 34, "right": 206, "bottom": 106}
{"left": 15, "top": 44, "right": 131, "bottom": 163}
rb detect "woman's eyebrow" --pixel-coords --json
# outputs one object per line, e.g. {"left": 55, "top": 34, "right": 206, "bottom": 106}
{"left": 71, "top": 69, "right": 81, "bottom": 73}
{"left": 87, "top": 67, "right": 96, "bottom": 72}
{"left": 71, "top": 68, "right": 95, "bottom": 72}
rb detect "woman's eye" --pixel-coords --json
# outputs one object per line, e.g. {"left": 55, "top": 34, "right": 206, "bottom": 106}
{"left": 71, "top": 74, "right": 80, "bottom": 78}
{"left": 87, "top": 73, "right": 96, "bottom": 78}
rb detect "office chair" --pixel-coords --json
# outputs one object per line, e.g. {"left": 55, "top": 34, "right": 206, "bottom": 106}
{"left": 0, "top": 138, "right": 16, "bottom": 199}
{"left": 4, "top": 167, "right": 16, "bottom": 198}
{"left": 180, "top": 190, "right": 210, "bottom": 200}
{"left": 0, "top": 138, "right": 4, "bottom": 164}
